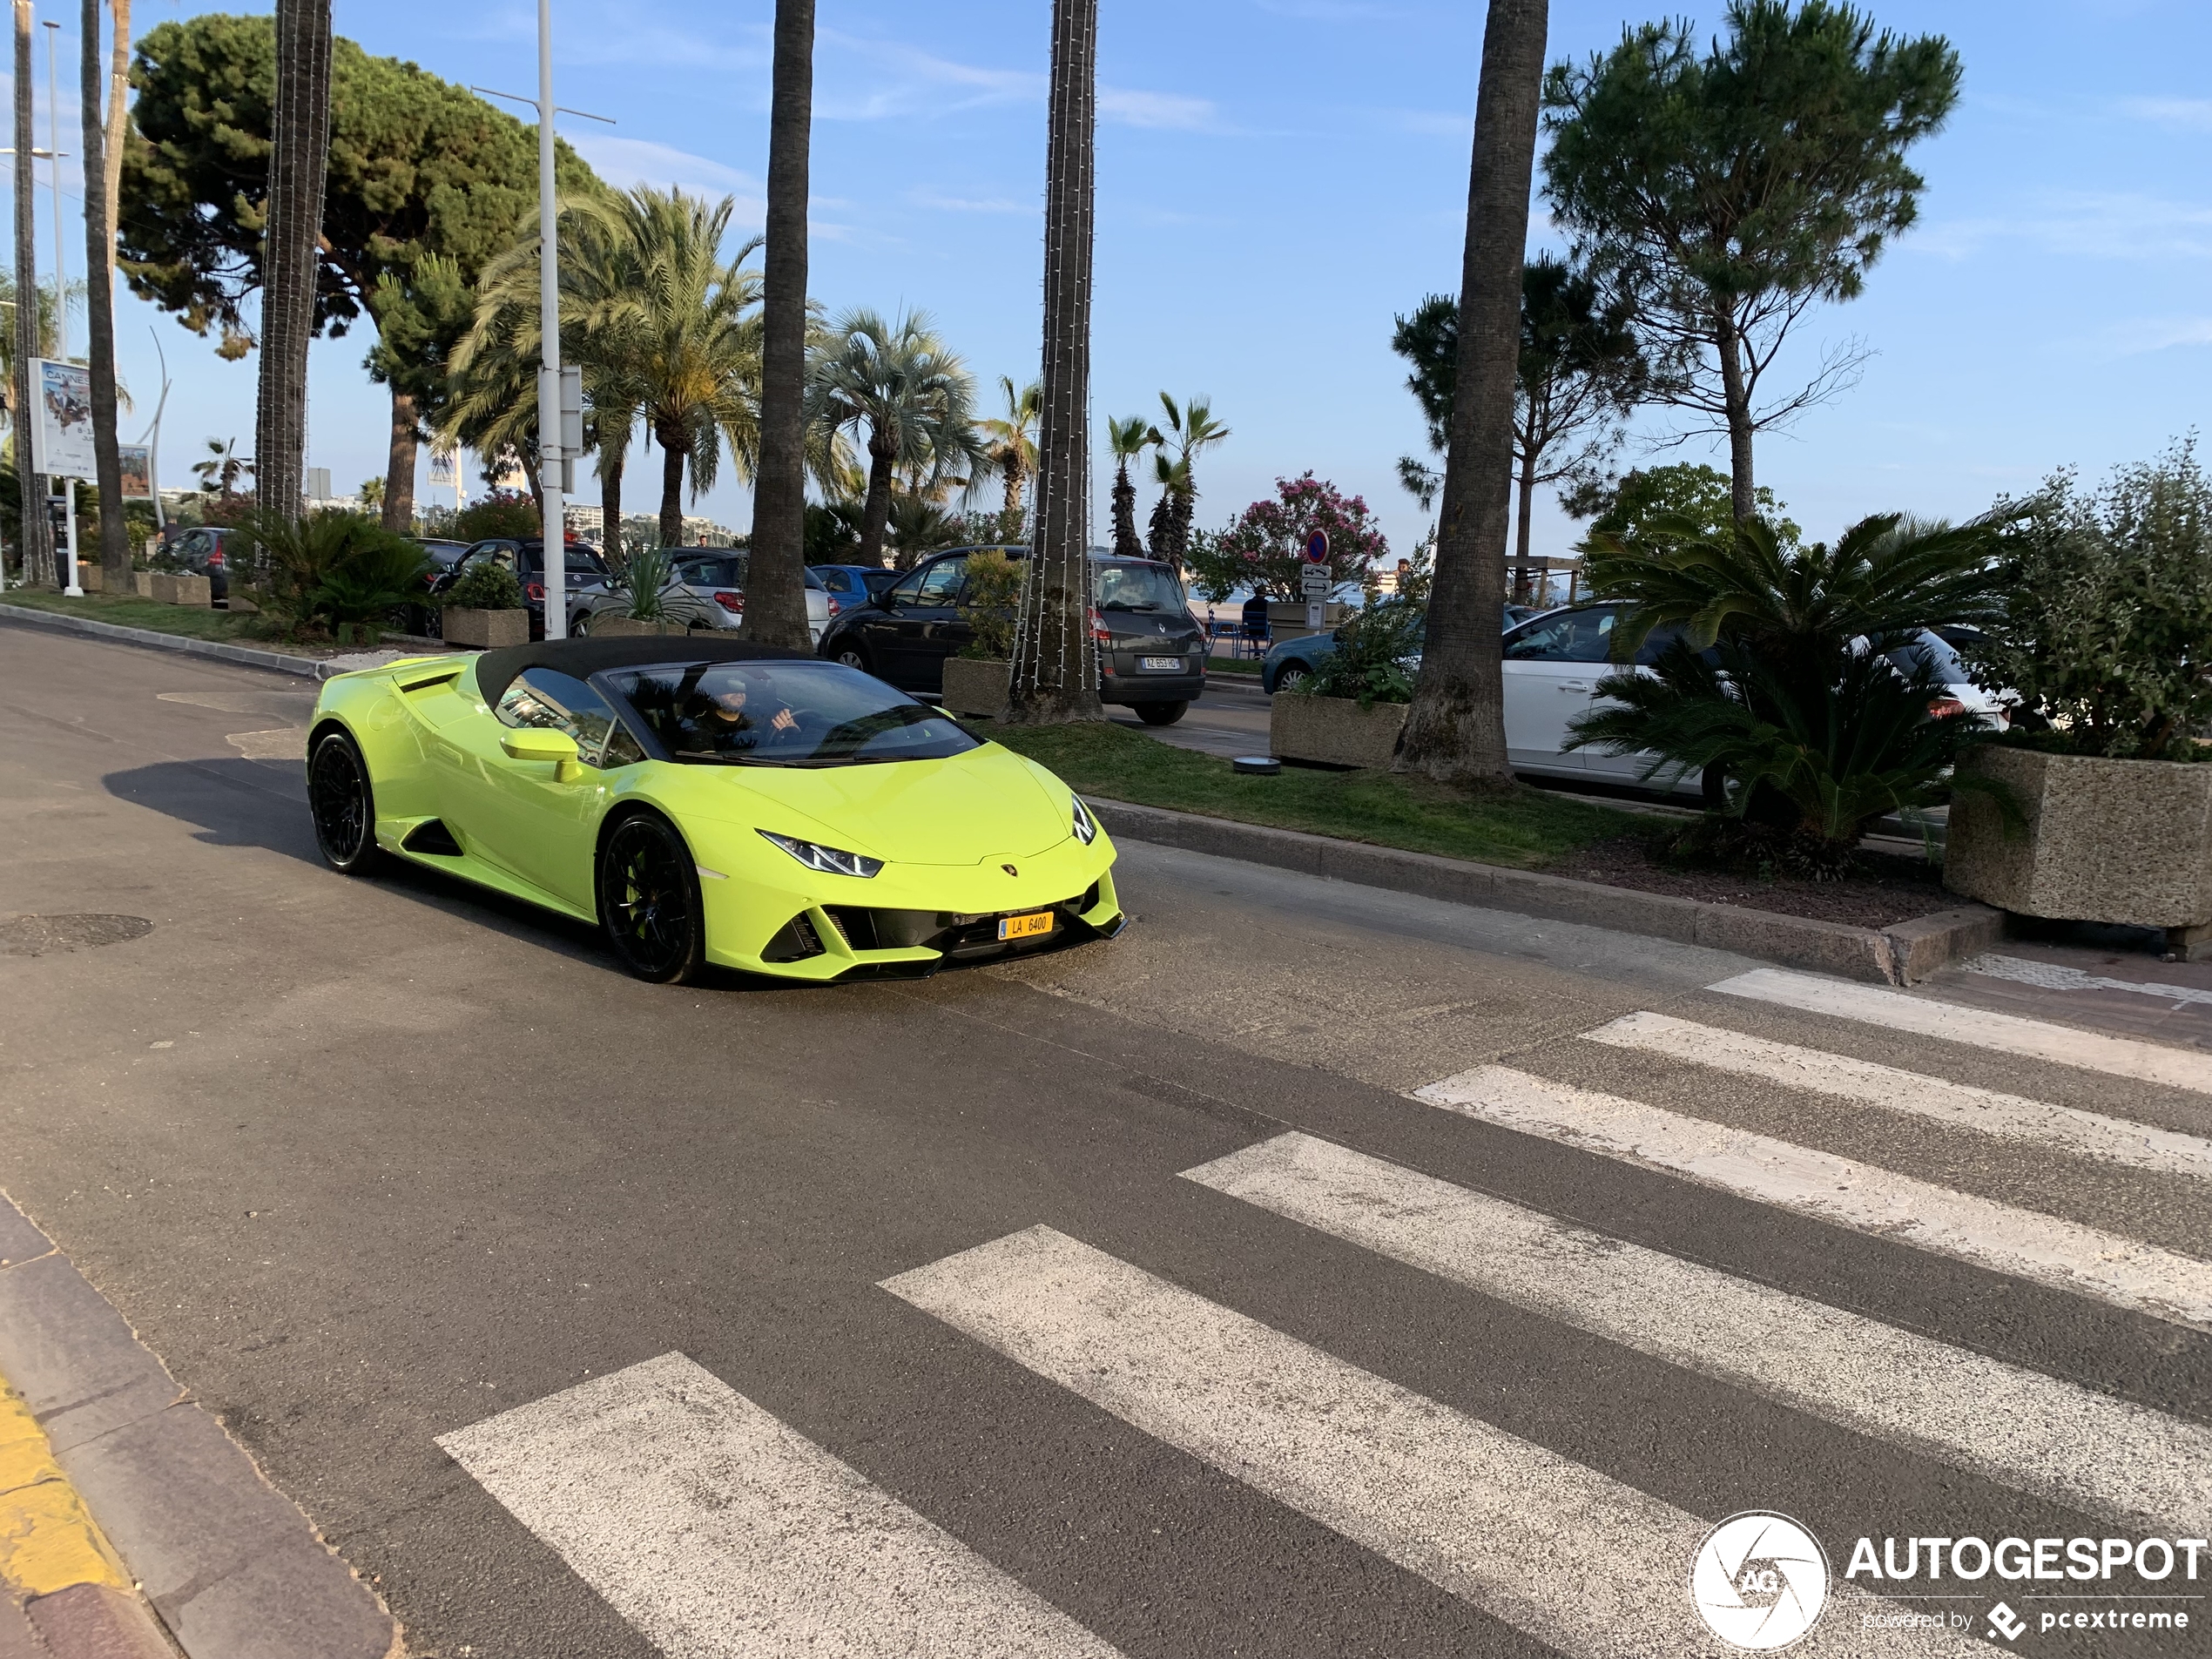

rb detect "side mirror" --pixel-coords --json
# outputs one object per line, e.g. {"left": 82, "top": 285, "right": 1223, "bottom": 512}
{"left": 501, "top": 727, "right": 579, "bottom": 765}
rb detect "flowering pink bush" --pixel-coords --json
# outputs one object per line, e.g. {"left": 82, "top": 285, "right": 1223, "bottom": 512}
{"left": 1189, "top": 472, "right": 1389, "bottom": 601}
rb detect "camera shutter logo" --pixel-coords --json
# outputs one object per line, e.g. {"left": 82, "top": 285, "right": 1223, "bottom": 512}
{"left": 1689, "top": 1512, "right": 1830, "bottom": 1650}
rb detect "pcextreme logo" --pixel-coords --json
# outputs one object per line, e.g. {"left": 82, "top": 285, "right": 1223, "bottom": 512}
{"left": 1691, "top": 1512, "right": 1831, "bottom": 1650}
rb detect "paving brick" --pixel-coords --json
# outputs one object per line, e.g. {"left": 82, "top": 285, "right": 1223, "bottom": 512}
{"left": 0, "top": 1263, "right": 179, "bottom": 1456}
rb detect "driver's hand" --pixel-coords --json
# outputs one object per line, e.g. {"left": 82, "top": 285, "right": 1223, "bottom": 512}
{"left": 772, "top": 706, "right": 798, "bottom": 733}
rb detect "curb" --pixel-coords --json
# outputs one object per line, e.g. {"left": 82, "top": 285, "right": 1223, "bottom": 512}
{"left": 0, "top": 603, "right": 342, "bottom": 680}
{"left": 1089, "top": 798, "right": 2002, "bottom": 987}
{"left": 0, "top": 1197, "right": 400, "bottom": 1659}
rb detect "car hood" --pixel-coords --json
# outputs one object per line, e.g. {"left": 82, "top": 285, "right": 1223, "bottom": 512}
{"left": 680, "top": 741, "right": 1072, "bottom": 865}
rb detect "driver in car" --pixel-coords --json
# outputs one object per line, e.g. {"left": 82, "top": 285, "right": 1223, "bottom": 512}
{"left": 680, "top": 675, "right": 799, "bottom": 754}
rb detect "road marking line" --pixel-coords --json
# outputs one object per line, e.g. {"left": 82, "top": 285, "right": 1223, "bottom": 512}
{"left": 1184, "top": 1132, "right": 2212, "bottom": 1533}
{"left": 437, "top": 1352, "right": 1125, "bottom": 1659}
{"left": 882, "top": 1226, "right": 1966, "bottom": 1659}
{"left": 1583, "top": 1011, "right": 2212, "bottom": 1179}
{"left": 1710, "top": 968, "right": 2212, "bottom": 1095}
{"left": 1410, "top": 1066, "right": 2212, "bottom": 1330}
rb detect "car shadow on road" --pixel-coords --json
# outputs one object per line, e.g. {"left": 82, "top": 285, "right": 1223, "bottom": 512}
{"left": 98, "top": 756, "right": 809, "bottom": 993}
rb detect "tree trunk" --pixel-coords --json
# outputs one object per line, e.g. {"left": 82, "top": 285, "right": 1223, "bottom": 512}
{"left": 80, "top": 0, "right": 127, "bottom": 590}
{"left": 742, "top": 0, "right": 815, "bottom": 648}
{"left": 656, "top": 428, "right": 685, "bottom": 550}
{"left": 1512, "top": 441, "right": 1537, "bottom": 601}
{"left": 1004, "top": 0, "right": 1102, "bottom": 725}
{"left": 103, "top": 0, "right": 128, "bottom": 263}
{"left": 1167, "top": 482, "right": 1195, "bottom": 575}
{"left": 857, "top": 428, "right": 894, "bottom": 567}
{"left": 1145, "top": 488, "right": 1174, "bottom": 563}
{"left": 600, "top": 442, "right": 623, "bottom": 569}
{"left": 1000, "top": 457, "right": 1023, "bottom": 532}
{"left": 12, "top": 2, "right": 45, "bottom": 585}
{"left": 1396, "top": 0, "right": 1548, "bottom": 786}
{"left": 1715, "top": 314, "right": 1756, "bottom": 523}
{"left": 1109, "top": 460, "right": 1141, "bottom": 558}
{"left": 253, "top": 0, "right": 332, "bottom": 536}
{"left": 381, "top": 386, "right": 416, "bottom": 534}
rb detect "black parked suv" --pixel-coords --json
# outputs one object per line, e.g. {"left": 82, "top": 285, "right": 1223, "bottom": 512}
{"left": 158, "top": 524, "right": 237, "bottom": 603}
{"left": 815, "top": 546, "right": 1206, "bottom": 723}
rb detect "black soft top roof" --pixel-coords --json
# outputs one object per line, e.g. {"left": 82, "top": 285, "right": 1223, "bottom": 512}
{"left": 472, "top": 636, "right": 813, "bottom": 708}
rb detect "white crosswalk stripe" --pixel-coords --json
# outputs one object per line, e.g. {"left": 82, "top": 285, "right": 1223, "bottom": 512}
{"left": 437, "top": 1351, "right": 1126, "bottom": 1659}
{"left": 1412, "top": 1063, "right": 2212, "bottom": 1329}
{"left": 1583, "top": 1010, "right": 2212, "bottom": 1178}
{"left": 1710, "top": 967, "right": 2212, "bottom": 1094}
{"left": 1181, "top": 1130, "right": 2212, "bottom": 1534}
{"left": 881, "top": 1224, "right": 1973, "bottom": 1659}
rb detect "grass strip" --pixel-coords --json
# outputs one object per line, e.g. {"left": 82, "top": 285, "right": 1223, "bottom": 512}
{"left": 0, "top": 588, "right": 273, "bottom": 644}
{"left": 987, "top": 719, "right": 1637, "bottom": 870}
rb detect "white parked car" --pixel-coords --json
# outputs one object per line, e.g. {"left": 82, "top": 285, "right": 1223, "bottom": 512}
{"left": 1497, "top": 603, "right": 2006, "bottom": 795}
{"left": 570, "top": 554, "right": 835, "bottom": 646}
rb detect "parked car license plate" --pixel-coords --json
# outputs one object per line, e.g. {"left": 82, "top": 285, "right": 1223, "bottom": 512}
{"left": 1140, "top": 655, "right": 1182, "bottom": 671}
{"left": 998, "top": 911, "right": 1055, "bottom": 941}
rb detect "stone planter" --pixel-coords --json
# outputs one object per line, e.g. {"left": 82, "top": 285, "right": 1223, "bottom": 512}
{"left": 75, "top": 562, "right": 103, "bottom": 592}
{"left": 132, "top": 570, "right": 155, "bottom": 597}
{"left": 147, "top": 572, "right": 211, "bottom": 606}
{"left": 588, "top": 615, "right": 688, "bottom": 637}
{"left": 1946, "top": 745, "right": 2212, "bottom": 954}
{"left": 1271, "top": 692, "right": 1409, "bottom": 768}
{"left": 442, "top": 607, "right": 529, "bottom": 649}
{"left": 940, "top": 657, "right": 1010, "bottom": 717}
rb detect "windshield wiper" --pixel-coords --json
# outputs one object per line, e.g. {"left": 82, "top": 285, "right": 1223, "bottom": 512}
{"left": 1115, "top": 602, "right": 1162, "bottom": 611}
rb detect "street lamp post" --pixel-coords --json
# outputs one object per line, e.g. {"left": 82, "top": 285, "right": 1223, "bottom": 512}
{"left": 41, "top": 17, "right": 78, "bottom": 597}
{"left": 533, "top": 0, "right": 563, "bottom": 637}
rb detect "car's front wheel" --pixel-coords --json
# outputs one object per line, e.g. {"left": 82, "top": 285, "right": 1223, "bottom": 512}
{"left": 570, "top": 610, "right": 593, "bottom": 637}
{"left": 308, "top": 730, "right": 384, "bottom": 875}
{"left": 597, "top": 813, "right": 705, "bottom": 984}
{"left": 1135, "top": 701, "right": 1188, "bottom": 726}
{"left": 831, "top": 643, "right": 871, "bottom": 672}
{"left": 1271, "top": 662, "right": 1311, "bottom": 694}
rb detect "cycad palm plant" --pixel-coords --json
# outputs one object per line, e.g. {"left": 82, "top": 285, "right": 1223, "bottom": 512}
{"left": 806, "top": 307, "right": 981, "bottom": 567}
{"left": 1569, "top": 510, "right": 2012, "bottom": 868}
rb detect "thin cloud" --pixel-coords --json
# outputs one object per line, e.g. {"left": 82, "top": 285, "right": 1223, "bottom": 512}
{"left": 2105, "top": 316, "right": 2212, "bottom": 354}
{"left": 1913, "top": 191, "right": 2212, "bottom": 263}
{"left": 570, "top": 134, "right": 760, "bottom": 206}
{"left": 910, "top": 187, "right": 1034, "bottom": 215}
{"left": 814, "top": 32, "right": 1041, "bottom": 120}
{"left": 2122, "top": 96, "right": 2212, "bottom": 132}
{"left": 1098, "top": 86, "right": 1217, "bottom": 131}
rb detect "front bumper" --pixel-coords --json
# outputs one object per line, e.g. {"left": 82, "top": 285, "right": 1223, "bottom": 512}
{"left": 697, "top": 830, "right": 1123, "bottom": 981}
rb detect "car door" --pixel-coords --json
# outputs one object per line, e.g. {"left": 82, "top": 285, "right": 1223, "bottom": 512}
{"left": 437, "top": 666, "right": 637, "bottom": 909}
{"left": 908, "top": 555, "right": 970, "bottom": 691}
{"left": 854, "top": 564, "right": 930, "bottom": 685}
{"left": 1499, "top": 605, "right": 1622, "bottom": 776}
{"left": 1579, "top": 622, "right": 1692, "bottom": 788}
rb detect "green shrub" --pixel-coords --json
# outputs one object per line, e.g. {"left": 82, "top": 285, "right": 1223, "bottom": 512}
{"left": 442, "top": 557, "right": 525, "bottom": 612}
{"left": 957, "top": 550, "right": 1022, "bottom": 659}
{"left": 1298, "top": 593, "right": 1424, "bottom": 707}
{"left": 227, "top": 511, "right": 430, "bottom": 644}
{"left": 1968, "top": 437, "right": 2212, "bottom": 760}
{"left": 448, "top": 493, "right": 543, "bottom": 543}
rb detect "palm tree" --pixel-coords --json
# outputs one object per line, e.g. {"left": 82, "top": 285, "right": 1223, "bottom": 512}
{"left": 806, "top": 307, "right": 979, "bottom": 568}
{"left": 254, "top": 0, "right": 332, "bottom": 526}
{"left": 1005, "top": 0, "right": 1102, "bottom": 725}
{"left": 1106, "top": 413, "right": 1152, "bottom": 559}
{"left": 1144, "top": 393, "right": 1229, "bottom": 571}
{"left": 745, "top": 0, "right": 816, "bottom": 646}
{"left": 191, "top": 437, "right": 253, "bottom": 500}
{"left": 976, "top": 375, "right": 1042, "bottom": 540}
{"left": 1396, "top": 0, "right": 1550, "bottom": 786}
{"left": 451, "top": 188, "right": 765, "bottom": 555}
{"left": 80, "top": 0, "right": 127, "bottom": 590}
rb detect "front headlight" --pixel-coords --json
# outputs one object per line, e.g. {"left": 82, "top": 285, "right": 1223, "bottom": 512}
{"left": 1071, "top": 794, "right": 1098, "bottom": 846}
{"left": 759, "top": 830, "right": 884, "bottom": 878}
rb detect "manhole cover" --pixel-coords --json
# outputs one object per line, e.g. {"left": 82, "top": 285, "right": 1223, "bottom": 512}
{"left": 0, "top": 914, "right": 155, "bottom": 957}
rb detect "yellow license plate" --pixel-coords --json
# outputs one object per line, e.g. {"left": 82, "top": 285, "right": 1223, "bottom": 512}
{"left": 998, "top": 911, "right": 1055, "bottom": 941}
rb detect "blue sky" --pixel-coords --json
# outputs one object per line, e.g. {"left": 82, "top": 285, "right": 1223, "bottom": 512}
{"left": 30, "top": 0, "right": 2212, "bottom": 556}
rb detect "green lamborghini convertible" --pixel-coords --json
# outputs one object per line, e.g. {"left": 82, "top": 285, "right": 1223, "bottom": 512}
{"left": 305, "top": 637, "right": 1124, "bottom": 983}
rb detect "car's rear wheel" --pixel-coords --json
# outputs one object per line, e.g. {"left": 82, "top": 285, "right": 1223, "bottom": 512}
{"left": 832, "top": 644, "right": 871, "bottom": 672}
{"left": 597, "top": 813, "right": 705, "bottom": 984}
{"left": 308, "top": 731, "right": 383, "bottom": 875}
{"left": 1135, "top": 701, "right": 1188, "bottom": 726}
{"left": 1272, "top": 662, "right": 1311, "bottom": 693}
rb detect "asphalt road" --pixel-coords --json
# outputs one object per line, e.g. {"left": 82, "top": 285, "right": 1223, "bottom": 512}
{"left": 1104, "top": 670, "right": 1269, "bottom": 759}
{"left": 3, "top": 619, "right": 2210, "bottom": 1659}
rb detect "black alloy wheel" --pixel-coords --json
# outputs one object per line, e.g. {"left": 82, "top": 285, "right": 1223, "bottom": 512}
{"left": 598, "top": 813, "right": 706, "bottom": 984}
{"left": 1136, "top": 701, "right": 1188, "bottom": 726}
{"left": 308, "top": 731, "right": 384, "bottom": 874}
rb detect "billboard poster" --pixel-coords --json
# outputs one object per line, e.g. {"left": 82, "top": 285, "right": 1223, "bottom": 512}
{"left": 118, "top": 443, "right": 153, "bottom": 499}
{"left": 30, "top": 359, "right": 96, "bottom": 479}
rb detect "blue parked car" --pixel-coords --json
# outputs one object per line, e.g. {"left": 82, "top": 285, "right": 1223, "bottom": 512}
{"left": 1260, "top": 604, "right": 1538, "bottom": 692}
{"left": 811, "top": 563, "right": 900, "bottom": 607}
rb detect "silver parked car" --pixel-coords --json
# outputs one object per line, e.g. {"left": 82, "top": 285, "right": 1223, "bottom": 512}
{"left": 568, "top": 554, "right": 834, "bottom": 645}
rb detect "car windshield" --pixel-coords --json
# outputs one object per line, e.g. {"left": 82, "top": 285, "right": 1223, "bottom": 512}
{"left": 1092, "top": 562, "right": 1185, "bottom": 613}
{"left": 607, "top": 659, "right": 981, "bottom": 767}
